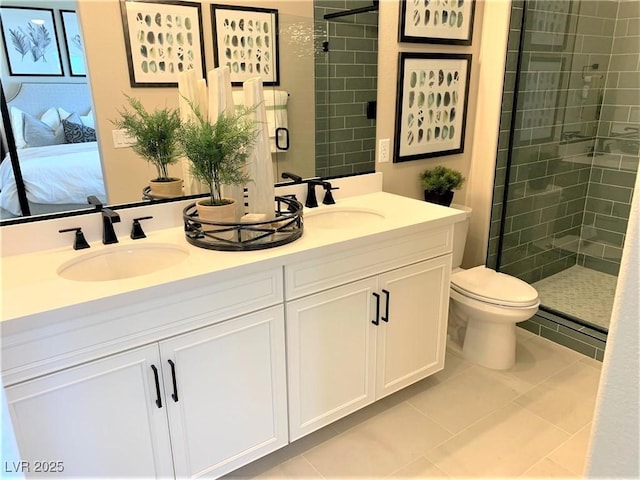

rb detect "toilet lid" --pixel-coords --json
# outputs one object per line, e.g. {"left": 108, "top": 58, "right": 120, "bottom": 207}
{"left": 451, "top": 266, "right": 539, "bottom": 307}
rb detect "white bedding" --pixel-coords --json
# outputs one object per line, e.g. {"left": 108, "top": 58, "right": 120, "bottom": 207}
{"left": 0, "top": 142, "right": 106, "bottom": 216}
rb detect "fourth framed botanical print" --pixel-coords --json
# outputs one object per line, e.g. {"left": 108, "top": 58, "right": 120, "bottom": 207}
{"left": 394, "top": 52, "right": 472, "bottom": 163}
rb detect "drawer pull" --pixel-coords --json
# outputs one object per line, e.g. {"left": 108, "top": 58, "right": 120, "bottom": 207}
{"left": 372, "top": 292, "right": 380, "bottom": 326}
{"left": 151, "top": 365, "right": 162, "bottom": 408}
{"left": 382, "top": 289, "right": 390, "bottom": 322}
{"left": 168, "top": 359, "right": 179, "bottom": 402}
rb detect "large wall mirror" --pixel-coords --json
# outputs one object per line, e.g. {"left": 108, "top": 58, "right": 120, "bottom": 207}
{"left": 0, "top": 0, "right": 378, "bottom": 224}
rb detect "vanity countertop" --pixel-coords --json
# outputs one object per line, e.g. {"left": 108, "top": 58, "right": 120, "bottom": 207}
{"left": 1, "top": 192, "right": 465, "bottom": 323}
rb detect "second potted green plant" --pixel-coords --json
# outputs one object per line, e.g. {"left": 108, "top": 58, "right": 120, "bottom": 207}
{"left": 177, "top": 103, "right": 257, "bottom": 223}
{"left": 420, "top": 165, "right": 465, "bottom": 207}
{"left": 113, "top": 96, "right": 183, "bottom": 198}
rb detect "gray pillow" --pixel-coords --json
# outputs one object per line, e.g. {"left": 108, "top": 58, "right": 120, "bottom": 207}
{"left": 23, "top": 112, "right": 66, "bottom": 147}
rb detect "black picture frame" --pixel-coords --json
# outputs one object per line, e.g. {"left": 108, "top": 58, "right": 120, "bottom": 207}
{"left": 60, "top": 10, "right": 86, "bottom": 77}
{"left": 211, "top": 4, "right": 280, "bottom": 87}
{"left": 525, "top": 0, "right": 573, "bottom": 51}
{"left": 393, "top": 52, "right": 472, "bottom": 163}
{"left": 516, "top": 55, "right": 566, "bottom": 146}
{"left": 119, "top": 0, "right": 206, "bottom": 88}
{"left": 0, "top": 6, "right": 63, "bottom": 76}
{"left": 398, "top": 0, "right": 475, "bottom": 46}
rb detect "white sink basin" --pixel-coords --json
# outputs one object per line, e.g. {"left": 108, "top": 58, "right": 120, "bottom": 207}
{"left": 305, "top": 207, "right": 385, "bottom": 229}
{"left": 57, "top": 243, "right": 190, "bottom": 282}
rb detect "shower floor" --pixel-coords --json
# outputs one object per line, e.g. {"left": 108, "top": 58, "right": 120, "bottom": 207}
{"left": 532, "top": 265, "right": 617, "bottom": 331}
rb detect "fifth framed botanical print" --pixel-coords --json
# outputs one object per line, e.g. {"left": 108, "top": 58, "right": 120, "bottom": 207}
{"left": 394, "top": 52, "right": 472, "bottom": 163}
{"left": 211, "top": 4, "right": 279, "bottom": 86}
{"left": 119, "top": 0, "right": 206, "bottom": 87}
{"left": 399, "top": 0, "right": 475, "bottom": 45}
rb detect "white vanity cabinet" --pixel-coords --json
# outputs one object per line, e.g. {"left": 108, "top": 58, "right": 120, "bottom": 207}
{"left": 3, "top": 267, "right": 288, "bottom": 479}
{"left": 5, "top": 344, "right": 175, "bottom": 478}
{"left": 285, "top": 226, "right": 452, "bottom": 440}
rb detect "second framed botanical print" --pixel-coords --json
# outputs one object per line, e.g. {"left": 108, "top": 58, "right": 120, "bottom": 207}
{"left": 211, "top": 4, "right": 279, "bottom": 86}
{"left": 119, "top": 0, "right": 206, "bottom": 87}
{"left": 394, "top": 52, "right": 472, "bottom": 163}
{"left": 0, "top": 6, "right": 63, "bottom": 76}
{"left": 399, "top": 0, "right": 475, "bottom": 45}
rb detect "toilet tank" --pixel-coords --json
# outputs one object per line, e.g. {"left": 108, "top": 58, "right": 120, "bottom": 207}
{"left": 449, "top": 204, "right": 472, "bottom": 269}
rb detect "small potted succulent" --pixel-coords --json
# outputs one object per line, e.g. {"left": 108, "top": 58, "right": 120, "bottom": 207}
{"left": 177, "top": 102, "right": 257, "bottom": 223}
{"left": 419, "top": 165, "right": 465, "bottom": 206}
{"left": 113, "top": 95, "right": 183, "bottom": 197}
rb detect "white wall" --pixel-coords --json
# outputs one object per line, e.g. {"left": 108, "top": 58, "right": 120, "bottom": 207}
{"left": 586, "top": 171, "right": 640, "bottom": 477}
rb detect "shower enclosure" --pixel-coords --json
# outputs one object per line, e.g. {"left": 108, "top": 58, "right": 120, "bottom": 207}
{"left": 314, "top": 0, "right": 378, "bottom": 178}
{"left": 489, "top": 0, "right": 638, "bottom": 357}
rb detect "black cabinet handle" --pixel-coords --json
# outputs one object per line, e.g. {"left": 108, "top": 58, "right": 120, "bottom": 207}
{"left": 381, "top": 289, "right": 390, "bottom": 323}
{"left": 372, "top": 292, "right": 380, "bottom": 325}
{"left": 151, "top": 365, "right": 162, "bottom": 408}
{"left": 168, "top": 359, "right": 179, "bottom": 402}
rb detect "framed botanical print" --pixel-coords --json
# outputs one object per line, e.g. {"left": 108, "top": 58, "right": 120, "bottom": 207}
{"left": 60, "top": 10, "right": 86, "bottom": 76}
{"left": 394, "top": 52, "right": 472, "bottom": 163}
{"left": 399, "top": 0, "right": 475, "bottom": 45}
{"left": 0, "top": 6, "right": 63, "bottom": 76}
{"left": 517, "top": 55, "right": 565, "bottom": 145}
{"left": 526, "top": 0, "right": 573, "bottom": 51}
{"left": 119, "top": 0, "right": 206, "bottom": 87}
{"left": 211, "top": 4, "right": 279, "bottom": 86}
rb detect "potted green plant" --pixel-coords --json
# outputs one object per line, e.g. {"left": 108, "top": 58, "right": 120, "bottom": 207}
{"left": 113, "top": 95, "right": 183, "bottom": 197}
{"left": 419, "top": 165, "right": 465, "bottom": 206}
{"left": 177, "top": 103, "right": 257, "bottom": 223}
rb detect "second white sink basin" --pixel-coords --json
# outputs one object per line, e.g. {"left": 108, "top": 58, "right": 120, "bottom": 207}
{"left": 305, "top": 207, "right": 385, "bottom": 229}
{"left": 57, "top": 243, "right": 190, "bottom": 282}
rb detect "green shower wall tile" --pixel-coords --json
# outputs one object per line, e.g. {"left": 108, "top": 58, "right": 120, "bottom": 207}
{"left": 540, "top": 326, "right": 597, "bottom": 357}
{"left": 601, "top": 169, "right": 637, "bottom": 188}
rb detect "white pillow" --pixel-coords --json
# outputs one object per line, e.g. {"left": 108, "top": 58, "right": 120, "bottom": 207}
{"left": 80, "top": 110, "right": 95, "bottom": 129}
{"left": 57, "top": 107, "right": 72, "bottom": 120}
{"left": 10, "top": 107, "right": 61, "bottom": 149}
{"left": 40, "top": 107, "right": 61, "bottom": 132}
{"left": 10, "top": 107, "right": 26, "bottom": 149}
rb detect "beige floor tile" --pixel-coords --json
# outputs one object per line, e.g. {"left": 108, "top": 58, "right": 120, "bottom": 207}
{"left": 223, "top": 425, "right": 339, "bottom": 478}
{"left": 507, "top": 335, "right": 583, "bottom": 387}
{"left": 548, "top": 423, "right": 594, "bottom": 475}
{"left": 408, "top": 366, "right": 522, "bottom": 434}
{"left": 303, "top": 402, "right": 452, "bottom": 478}
{"left": 521, "top": 457, "right": 578, "bottom": 477}
{"left": 515, "top": 361, "right": 601, "bottom": 434}
{"left": 254, "top": 456, "right": 323, "bottom": 479}
{"left": 389, "top": 456, "right": 448, "bottom": 477}
{"left": 424, "top": 403, "right": 569, "bottom": 477}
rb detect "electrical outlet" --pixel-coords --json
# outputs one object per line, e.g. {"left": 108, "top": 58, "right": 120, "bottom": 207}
{"left": 378, "top": 138, "right": 390, "bottom": 163}
{"left": 112, "top": 129, "right": 136, "bottom": 148}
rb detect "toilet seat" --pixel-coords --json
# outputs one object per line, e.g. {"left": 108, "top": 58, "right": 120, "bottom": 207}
{"left": 451, "top": 266, "right": 539, "bottom": 308}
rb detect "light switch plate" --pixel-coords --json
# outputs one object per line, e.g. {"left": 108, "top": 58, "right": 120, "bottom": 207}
{"left": 112, "top": 129, "right": 136, "bottom": 148}
{"left": 378, "top": 138, "right": 390, "bottom": 163}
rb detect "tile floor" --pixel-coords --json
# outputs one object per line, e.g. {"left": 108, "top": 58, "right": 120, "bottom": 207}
{"left": 533, "top": 265, "right": 617, "bottom": 331}
{"left": 225, "top": 328, "right": 603, "bottom": 479}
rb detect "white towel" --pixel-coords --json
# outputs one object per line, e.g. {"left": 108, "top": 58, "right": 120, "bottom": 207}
{"left": 243, "top": 77, "right": 275, "bottom": 219}
{"left": 178, "top": 69, "right": 207, "bottom": 195}
{"left": 209, "top": 67, "right": 244, "bottom": 219}
{"left": 232, "top": 89, "right": 289, "bottom": 153}
{"left": 265, "top": 90, "right": 289, "bottom": 153}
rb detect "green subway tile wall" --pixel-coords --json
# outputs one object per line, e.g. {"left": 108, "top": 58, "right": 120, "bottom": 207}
{"left": 314, "top": 0, "right": 378, "bottom": 177}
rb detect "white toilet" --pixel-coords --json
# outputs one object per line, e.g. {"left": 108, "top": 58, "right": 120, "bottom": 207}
{"left": 448, "top": 205, "right": 540, "bottom": 370}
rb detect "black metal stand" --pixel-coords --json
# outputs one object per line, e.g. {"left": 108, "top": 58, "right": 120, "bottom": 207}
{"left": 183, "top": 196, "right": 304, "bottom": 251}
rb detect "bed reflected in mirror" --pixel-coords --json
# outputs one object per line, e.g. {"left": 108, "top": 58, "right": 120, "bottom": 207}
{"left": 0, "top": 82, "right": 106, "bottom": 220}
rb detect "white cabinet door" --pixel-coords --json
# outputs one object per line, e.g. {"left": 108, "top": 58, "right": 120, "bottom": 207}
{"left": 376, "top": 256, "right": 451, "bottom": 399}
{"left": 286, "top": 278, "right": 378, "bottom": 441}
{"left": 160, "top": 306, "right": 288, "bottom": 479}
{"left": 5, "top": 344, "right": 175, "bottom": 479}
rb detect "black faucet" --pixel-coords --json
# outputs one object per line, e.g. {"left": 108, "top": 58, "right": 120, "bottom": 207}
{"left": 87, "top": 195, "right": 120, "bottom": 244}
{"left": 305, "top": 179, "right": 324, "bottom": 208}
{"left": 281, "top": 172, "right": 303, "bottom": 183}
